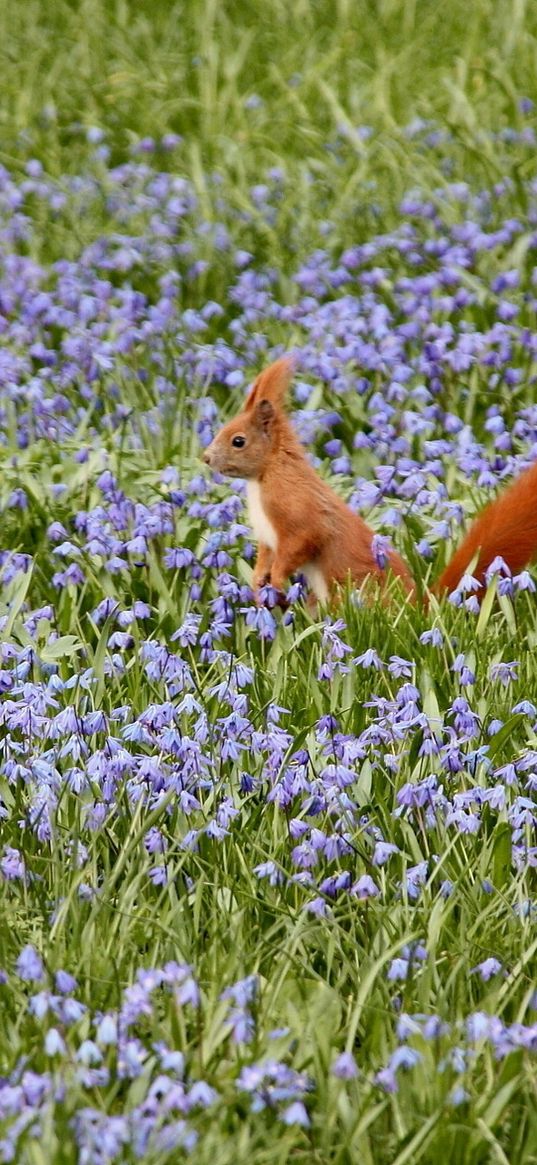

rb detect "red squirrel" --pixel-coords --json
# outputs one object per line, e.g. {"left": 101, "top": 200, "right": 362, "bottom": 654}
{"left": 203, "top": 356, "right": 537, "bottom": 606}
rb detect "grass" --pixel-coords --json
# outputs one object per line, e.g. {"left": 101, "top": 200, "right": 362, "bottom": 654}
{"left": 0, "top": 0, "right": 536, "bottom": 1162}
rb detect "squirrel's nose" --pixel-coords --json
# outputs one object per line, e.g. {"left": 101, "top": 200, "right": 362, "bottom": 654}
{"left": 202, "top": 447, "right": 212, "bottom": 465}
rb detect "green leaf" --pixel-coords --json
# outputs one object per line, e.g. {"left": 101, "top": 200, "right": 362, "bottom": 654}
{"left": 1, "top": 565, "right": 33, "bottom": 640}
{"left": 476, "top": 576, "right": 498, "bottom": 639}
{"left": 486, "top": 714, "right": 524, "bottom": 762}
{"left": 40, "top": 634, "right": 82, "bottom": 662}
{"left": 492, "top": 823, "right": 512, "bottom": 889}
{"left": 478, "top": 1077, "right": 522, "bottom": 1130}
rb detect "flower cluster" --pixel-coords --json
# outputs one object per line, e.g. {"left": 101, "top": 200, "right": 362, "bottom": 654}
{"left": 0, "top": 949, "right": 313, "bottom": 1161}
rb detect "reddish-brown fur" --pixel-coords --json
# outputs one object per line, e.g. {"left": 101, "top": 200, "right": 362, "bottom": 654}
{"left": 203, "top": 357, "right": 537, "bottom": 605}
{"left": 434, "top": 460, "right": 537, "bottom": 594}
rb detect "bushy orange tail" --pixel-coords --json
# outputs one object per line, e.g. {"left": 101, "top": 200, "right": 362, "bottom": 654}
{"left": 435, "top": 461, "right": 537, "bottom": 595}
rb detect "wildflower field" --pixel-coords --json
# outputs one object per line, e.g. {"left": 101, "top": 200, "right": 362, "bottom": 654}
{"left": 1, "top": 0, "right": 537, "bottom": 1161}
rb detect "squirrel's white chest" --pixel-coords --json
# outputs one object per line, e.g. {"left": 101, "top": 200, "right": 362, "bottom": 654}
{"left": 246, "top": 482, "right": 278, "bottom": 551}
{"left": 245, "top": 481, "right": 329, "bottom": 602}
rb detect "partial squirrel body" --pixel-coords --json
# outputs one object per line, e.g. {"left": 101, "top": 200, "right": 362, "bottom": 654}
{"left": 203, "top": 355, "right": 537, "bottom": 606}
{"left": 247, "top": 480, "right": 329, "bottom": 602}
{"left": 245, "top": 483, "right": 278, "bottom": 554}
{"left": 204, "top": 356, "right": 413, "bottom": 605}
{"left": 436, "top": 459, "right": 537, "bottom": 593}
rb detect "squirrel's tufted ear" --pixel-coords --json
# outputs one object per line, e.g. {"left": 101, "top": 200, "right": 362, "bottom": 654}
{"left": 244, "top": 356, "right": 296, "bottom": 412}
{"left": 254, "top": 398, "right": 275, "bottom": 432}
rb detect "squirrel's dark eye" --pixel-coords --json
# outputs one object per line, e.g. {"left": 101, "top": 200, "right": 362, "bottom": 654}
{"left": 232, "top": 435, "right": 246, "bottom": 448}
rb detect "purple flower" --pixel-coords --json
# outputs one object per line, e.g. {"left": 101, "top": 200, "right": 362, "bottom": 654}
{"left": 388, "top": 655, "right": 413, "bottom": 678}
{"left": 16, "top": 945, "right": 45, "bottom": 982}
{"left": 404, "top": 862, "right": 429, "bottom": 898}
{"left": 471, "top": 958, "right": 503, "bottom": 981}
{"left": 282, "top": 1101, "right": 310, "bottom": 1127}
{"left": 221, "top": 975, "right": 257, "bottom": 1007}
{"left": 254, "top": 860, "right": 284, "bottom": 885}
{"left": 355, "top": 648, "right": 382, "bottom": 670}
{"left": 188, "top": 1080, "right": 218, "bottom": 1108}
{"left": 513, "top": 570, "right": 536, "bottom": 593}
{"left": 387, "top": 958, "right": 409, "bottom": 981}
{"left": 96, "top": 1015, "right": 118, "bottom": 1045}
{"left": 144, "top": 827, "right": 167, "bottom": 855}
{"left": 420, "top": 626, "right": 444, "bottom": 648}
{"left": 1, "top": 847, "right": 26, "bottom": 880}
{"left": 55, "top": 970, "right": 78, "bottom": 993}
{"left": 489, "top": 660, "right": 519, "bottom": 686}
{"left": 373, "top": 842, "right": 399, "bottom": 866}
{"left": 243, "top": 605, "right": 276, "bottom": 639}
{"left": 375, "top": 1066, "right": 398, "bottom": 1092}
{"left": 390, "top": 1047, "right": 422, "bottom": 1071}
{"left": 77, "top": 1040, "right": 103, "bottom": 1065}
{"left": 45, "top": 1027, "right": 66, "bottom": 1056}
{"left": 351, "top": 875, "right": 380, "bottom": 899}
{"left": 449, "top": 1084, "right": 470, "bottom": 1106}
{"left": 371, "top": 534, "right": 392, "bottom": 569}
{"left": 332, "top": 1051, "right": 358, "bottom": 1079}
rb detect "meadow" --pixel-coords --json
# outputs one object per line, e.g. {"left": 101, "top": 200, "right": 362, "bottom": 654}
{"left": 0, "top": 0, "right": 536, "bottom": 1161}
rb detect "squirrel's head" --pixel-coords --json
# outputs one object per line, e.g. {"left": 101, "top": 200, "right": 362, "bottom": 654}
{"left": 202, "top": 356, "right": 295, "bottom": 478}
